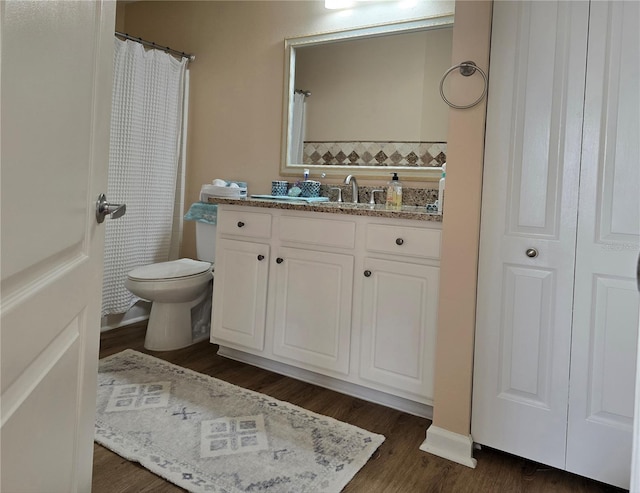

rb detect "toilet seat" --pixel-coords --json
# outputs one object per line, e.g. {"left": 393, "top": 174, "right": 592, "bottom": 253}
{"left": 128, "top": 258, "right": 212, "bottom": 282}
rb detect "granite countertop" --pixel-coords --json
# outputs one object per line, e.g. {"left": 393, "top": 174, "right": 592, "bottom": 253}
{"left": 207, "top": 196, "right": 443, "bottom": 222}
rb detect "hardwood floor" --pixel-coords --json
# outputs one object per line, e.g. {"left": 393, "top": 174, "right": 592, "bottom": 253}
{"left": 93, "top": 323, "right": 626, "bottom": 493}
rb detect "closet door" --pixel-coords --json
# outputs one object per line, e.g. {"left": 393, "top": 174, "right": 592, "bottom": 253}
{"left": 471, "top": 1, "right": 589, "bottom": 469}
{"left": 565, "top": 2, "right": 640, "bottom": 489}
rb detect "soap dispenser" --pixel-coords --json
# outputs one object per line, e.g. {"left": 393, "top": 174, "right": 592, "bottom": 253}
{"left": 437, "top": 163, "right": 446, "bottom": 214}
{"left": 385, "top": 172, "right": 403, "bottom": 211}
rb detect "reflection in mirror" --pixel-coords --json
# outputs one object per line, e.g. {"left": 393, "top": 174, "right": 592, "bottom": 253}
{"left": 281, "top": 16, "right": 454, "bottom": 181}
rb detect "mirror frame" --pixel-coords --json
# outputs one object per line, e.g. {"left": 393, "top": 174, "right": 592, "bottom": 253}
{"left": 280, "top": 14, "right": 454, "bottom": 182}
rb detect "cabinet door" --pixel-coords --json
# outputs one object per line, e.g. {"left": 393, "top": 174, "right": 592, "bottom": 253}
{"left": 566, "top": 2, "right": 639, "bottom": 488}
{"left": 471, "top": 1, "right": 589, "bottom": 469}
{"left": 359, "top": 258, "right": 439, "bottom": 400}
{"left": 271, "top": 247, "right": 353, "bottom": 375}
{"left": 211, "top": 238, "right": 269, "bottom": 351}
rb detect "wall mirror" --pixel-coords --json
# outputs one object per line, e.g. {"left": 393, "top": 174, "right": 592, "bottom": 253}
{"left": 280, "top": 15, "right": 454, "bottom": 182}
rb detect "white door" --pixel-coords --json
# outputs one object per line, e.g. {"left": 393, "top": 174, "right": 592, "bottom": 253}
{"left": 359, "top": 258, "right": 439, "bottom": 400}
{"left": 1, "top": 2, "right": 115, "bottom": 492}
{"left": 565, "top": 2, "right": 640, "bottom": 488}
{"left": 471, "top": 1, "right": 589, "bottom": 469}
{"left": 211, "top": 238, "right": 270, "bottom": 351}
{"left": 272, "top": 247, "right": 353, "bottom": 375}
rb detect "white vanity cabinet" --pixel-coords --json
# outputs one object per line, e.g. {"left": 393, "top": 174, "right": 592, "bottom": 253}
{"left": 358, "top": 224, "right": 441, "bottom": 400}
{"left": 271, "top": 247, "right": 354, "bottom": 375}
{"left": 211, "top": 209, "right": 272, "bottom": 351}
{"left": 211, "top": 204, "right": 442, "bottom": 417}
{"left": 271, "top": 215, "right": 356, "bottom": 375}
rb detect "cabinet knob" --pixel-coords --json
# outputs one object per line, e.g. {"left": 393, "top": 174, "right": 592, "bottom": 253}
{"left": 276, "top": 257, "right": 284, "bottom": 264}
{"left": 257, "top": 255, "right": 265, "bottom": 261}
{"left": 364, "top": 270, "right": 372, "bottom": 277}
{"left": 526, "top": 248, "right": 538, "bottom": 258}
{"left": 396, "top": 238, "right": 404, "bottom": 246}
{"left": 237, "top": 221, "right": 245, "bottom": 228}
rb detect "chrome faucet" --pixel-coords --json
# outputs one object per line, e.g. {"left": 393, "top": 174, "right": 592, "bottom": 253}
{"left": 344, "top": 174, "right": 358, "bottom": 203}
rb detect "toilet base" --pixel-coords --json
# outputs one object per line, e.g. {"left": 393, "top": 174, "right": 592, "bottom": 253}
{"left": 144, "top": 288, "right": 210, "bottom": 351}
{"left": 144, "top": 300, "right": 194, "bottom": 351}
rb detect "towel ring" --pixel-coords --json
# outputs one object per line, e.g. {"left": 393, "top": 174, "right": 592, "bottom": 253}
{"left": 439, "top": 61, "right": 488, "bottom": 110}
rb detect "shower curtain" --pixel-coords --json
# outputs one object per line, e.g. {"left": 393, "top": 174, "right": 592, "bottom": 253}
{"left": 290, "top": 92, "right": 306, "bottom": 164}
{"left": 102, "top": 38, "right": 189, "bottom": 316}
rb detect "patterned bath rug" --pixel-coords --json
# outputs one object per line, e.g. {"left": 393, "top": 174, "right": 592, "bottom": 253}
{"left": 95, "top": 349, "right": 385, "bottom": 492}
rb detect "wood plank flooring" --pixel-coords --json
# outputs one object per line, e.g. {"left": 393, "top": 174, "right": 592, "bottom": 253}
{"left": 93, "top": 323, "right": 626, "bottom": 492}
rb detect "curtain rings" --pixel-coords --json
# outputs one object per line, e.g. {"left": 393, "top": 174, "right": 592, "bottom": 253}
{"left": 439, "top": 61, "right": 488, "bottom": 110}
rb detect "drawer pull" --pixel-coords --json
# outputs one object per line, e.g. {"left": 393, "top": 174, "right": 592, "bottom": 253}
{"left": 396, "top": 238, "right": 404, "bottom": 246}
{"left": 257, "top": 255, "right": 265, "bottom": 261}
{"left": 237, "top": 221, "right": 245, "bottom": 228}
{"left": 276, "top": 257, "right": 284, "bottom": 264}
{"left": 364, "top": 270, "right": 372, "bottom": 277}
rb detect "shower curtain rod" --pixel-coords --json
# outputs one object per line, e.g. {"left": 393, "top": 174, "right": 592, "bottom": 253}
{"left": 115, "top": 31, "right": 196, "bottom": 62}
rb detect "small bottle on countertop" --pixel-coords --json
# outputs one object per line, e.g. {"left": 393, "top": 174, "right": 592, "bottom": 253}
{"left": 437, "top": 163, "right": 446, "bottom": 214}
{"left": 385, "top": 172, "right": 403, "bottom": 211}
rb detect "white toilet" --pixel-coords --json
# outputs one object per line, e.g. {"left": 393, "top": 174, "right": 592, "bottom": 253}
{"left": 125, "top": 222, "right": 216, "bottom": 351}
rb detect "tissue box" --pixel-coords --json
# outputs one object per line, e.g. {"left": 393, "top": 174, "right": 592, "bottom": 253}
{"left": 200, "top": 181, "right": 247, "bottom": 201}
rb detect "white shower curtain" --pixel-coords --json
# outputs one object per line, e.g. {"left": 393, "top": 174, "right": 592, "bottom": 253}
{"left": 290, "top": 92, "right": 306, "bottom": 164}
{"left": 102, "top": 38, "right": 189, "bottom": 316}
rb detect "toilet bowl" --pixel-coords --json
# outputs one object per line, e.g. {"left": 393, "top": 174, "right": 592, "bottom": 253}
{"left": 126, "top": 258, "right": 213, "bottom": 351}
{"left": 125, "top": 208, "right": 217, "bottom": 351}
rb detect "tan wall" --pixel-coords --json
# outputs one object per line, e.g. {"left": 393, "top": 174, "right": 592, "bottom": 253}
{"left": 115, "top": 2, "right": 125, "bottom": 32}
{"left": 421, "top": 27, "right": 453, "bottom": 142}
{"left": 296, "top": 28, "right": 452, "bottom": 142}
{"left": 123, "top": 0, "right": 453, "bottom": 259}
{"left": 431, "top": 0, "right": 492, "bottom": 435}
{"left": 123, "top": 0, "right": 492, "bottom": 441}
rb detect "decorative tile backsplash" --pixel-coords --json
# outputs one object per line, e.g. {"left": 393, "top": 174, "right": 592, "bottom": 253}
{"left": 303, "top": 141, "right": 447, "bottom": 167}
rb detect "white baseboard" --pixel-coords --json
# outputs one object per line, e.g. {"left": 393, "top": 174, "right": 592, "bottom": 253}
{"left": 100, "top": 302, "right": 151, "bottom": 332}
{"left": 419, "top": 424, "right": 477, "bottom": 468}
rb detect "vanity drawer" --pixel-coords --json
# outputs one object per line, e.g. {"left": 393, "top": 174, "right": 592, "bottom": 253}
{"left": 217, "top": 209, "right": 272, "bottom": 238}
{"left": 279, "top": 215, "right": 356, "bottom": 249}
{"left": 365, "top": 224, "right": 441, "bottom": 259}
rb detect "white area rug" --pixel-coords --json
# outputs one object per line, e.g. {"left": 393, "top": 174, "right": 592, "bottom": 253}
{"left": 95, "top": 349, "right": 385, "bottom": 492}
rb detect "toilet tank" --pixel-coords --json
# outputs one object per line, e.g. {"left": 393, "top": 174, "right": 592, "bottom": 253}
{"left": 195, "top": 221, "right": 216, "bottom": 263}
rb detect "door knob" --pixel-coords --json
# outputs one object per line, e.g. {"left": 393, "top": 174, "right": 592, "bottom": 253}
{"left": 257, "top": 255, "right": 265, "bottom": 261}
{"left": 96, "top": 194, "right": 126, "bottom": 224}
{"left": 237, "top": 221, "right": 245, "bottom": 228}
{"left": 364, "top": 270, "right": 372, "bottom": 277}
{"left": 526, "top": 248, "right": 538, "bottom": 258}
{"left": 276, "top": 257, "right": 284, "bottom": 264}
{"left": 396, "top": 238, "right": 404, "bottom": 245}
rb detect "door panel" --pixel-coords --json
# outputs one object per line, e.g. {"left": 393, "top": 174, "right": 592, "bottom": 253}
{"left": 0, "top": 2, "right": 115, "bottom": 491}
{"left": 1, "top": 338, "right": 81, "bottom": 492}
{"left": 586, "top": 277, "right": 637, "bottom": 423}
{"left": 272, "top": 247, "right": 353, "bottom": 375}
{"left": 359, "top": 258, "right": 438, "bottom": 400}
{"left": 472, "top": 0, "right": 589, "bottom": 469}
{"left": 566, "top": 2, "right": 640, "bottom": 488}
{"left": 497, "top": 265, "right": 554, "bottom": 407}
{"left": 1, "top": 5, "right": 95, "bottom": 283}
{"left": 211, "top": 238, "right": 270, "bottom": 351}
